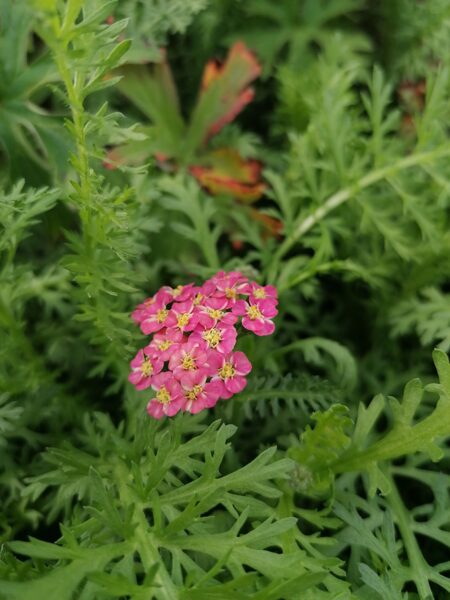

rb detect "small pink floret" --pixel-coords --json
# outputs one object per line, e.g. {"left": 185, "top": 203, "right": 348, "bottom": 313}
{"left": 147, "top": 372, "right": 184, "bottom": 418}
{"left": 128, "top": 349, "right": 163, "bottom": 390}
{"left": 209, "top": 351, "right": 252, "bottom": 399}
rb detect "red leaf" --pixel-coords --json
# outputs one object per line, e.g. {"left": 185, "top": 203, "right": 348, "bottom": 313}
{"left": 190, "top": 148, "right": 265, "bottom": 202}
{"left": 192, "top": 41, "right": 262, "bottom": 142}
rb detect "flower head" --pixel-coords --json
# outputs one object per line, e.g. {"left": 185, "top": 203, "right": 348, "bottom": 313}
{"left": 147, "top": 372, "right": 184, "bottom": 418}
{"left": 232, "top": 298, "right": 277, "bottom": 336}
{"left": 245, "top": 282, "right": 278, "bottom": 306}
{"left": 198, "top": 297, "right": 238, "bottom": 329}
{"left": 209, "top": 351, "right": 252, "bottom": 399}
{"left": 129, "top": 271, "right": 277, "bottom": 418}
{"left": 128, "top": 350, "right": 163, "bottom": 390}
{"left": 211, "top": 270, "right": 249, "bottom": 307}
{"left": 146, "top": 328, "right": 184, "bottom": 361}
{"left": 140, "top": 300, "right": 176, "bottom": 335}
{"left": 168, "top": 300, "right": 199, "bottom": 333}
{"left": 169, "top": 339, "right": 209, "bottom": 386}
{"left": 190, "top": 323, "right": 237, "bottom": 354}
{"left": 181, "top": 376, "right": 222, "bottom": 414}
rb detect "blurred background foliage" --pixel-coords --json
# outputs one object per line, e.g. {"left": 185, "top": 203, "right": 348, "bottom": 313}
{"left": 1, "top": 0, "right": 450, "bottom": 598}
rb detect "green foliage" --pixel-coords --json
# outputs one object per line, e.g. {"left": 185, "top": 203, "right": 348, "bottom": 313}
{"left": 2, "top": 1, "right": 450, "bottom": 598}
{"left": 0, "top": 0, "right": 69, "bottom": 183}
{"left": 290, "top": 350, "right": 450, "bottom": 498}
{"left": 390, "top": 287, "right": 450, "bottom": 352}
{"left": 0, "top": 418, "right": 332, "bottom": 599}
{"left": 117, "top": 0, "right": 210, "bottom": 62}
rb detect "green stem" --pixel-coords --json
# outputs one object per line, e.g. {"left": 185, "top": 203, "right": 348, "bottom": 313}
{"left": 384, "top": 470, "right": 433, "bottom": 599}
{"left": 269, "top": 146, "right": 450, "bottom": 280}
{"left": 52, "top": 48, "right": 92, "bottom": 226}
{"left": 331, "top": 404, "right": 450, "bottom": 474}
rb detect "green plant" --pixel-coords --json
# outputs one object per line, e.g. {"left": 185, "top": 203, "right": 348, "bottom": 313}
{"left": 2, "top": 1, "right": 450, "bottom": 598}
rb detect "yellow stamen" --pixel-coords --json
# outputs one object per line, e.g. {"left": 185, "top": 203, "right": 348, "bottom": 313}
{"left": 193, "top": 293, "right": 203, "bottom": 305}
{"left": 225, "top": 287, "right": 236, "bottom": 299}
{"left": 141, "top": 359, "right": 153, "bottom": 377}
{"left": 219, "top": 363, "right": 235, "bottom": 379}
{"left": 177, "top": 313, "right": 191, "bottom": 328}
{"left": 185, "top": 384, "right": 204, "bottom": 401}
{"left": 247, "top": 305, "right": 262, "bottom": 320}
{"left": 172, "top": 285, "right": 183, "bottom": 297}
{"left": 156, "top": 386, "right": 171, "bottom": 404}
{"left": 208, "top": 308, "right": 224, "bottom": 320}
{"left": 156, "top": 308, "right": 168, "bottom": 323}
{"left": 202, "top": 328, "right": 222, "bottom": 348}
{"left": 181, "top": 354, "right": 196, "bottom": 370}
{"left": 158, "top": 340, "right": 173, "bottom": 351}
{"left": 253, "top": 288, "right": 266, "bottom": 299}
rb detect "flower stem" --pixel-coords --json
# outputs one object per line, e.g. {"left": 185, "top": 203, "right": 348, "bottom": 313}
{"left": 269, "top": 146, "right": 450, "bottom": 282}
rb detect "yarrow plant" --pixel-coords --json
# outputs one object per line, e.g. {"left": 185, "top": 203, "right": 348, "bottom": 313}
{"left": 129, "top": 271, "right": 278, "bottom": 418}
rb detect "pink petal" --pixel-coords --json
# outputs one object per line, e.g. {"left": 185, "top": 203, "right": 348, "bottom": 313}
{"left": 232, "top": 300, "right": 248, "bottom": 316}
{"left": 147, "top": 400, "right": 164, "bottom": 419}
{"left": 225, "top": 375, "right": 247, "bottom": 394}
{"left": 206, "top": 350, "right": 224, "bottom": 371}
{"left": 253, "top": 320, "right": 275, "bottom": 336}
{"left": 241, "top": 316, "right": 259, "bottom": 333}
{"left": 259, "top": 300, "right": 278, "bottom": 317}
{"left": 165, "top": 398, "right": 184, "bottom": 416}
{"left": 232, "top": 351, "right": 252, "bottom": 375}
{"left": 130, "top": 350, "right": 144, "bottom": 368}
{"left": 135, "top": 377, "right": 153, "bottom": 391}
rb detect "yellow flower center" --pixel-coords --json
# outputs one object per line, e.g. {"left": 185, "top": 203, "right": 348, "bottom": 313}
{"left": 253, "top": 288, "right": 266, "bottom": 299}
{"left": 185, "top": 384, "right": 204, "bottom": 401}
{"left": 225, "top": 287, "right": 236, "bottom": 299}
{"left": 181, "top": 354, "right": 196, "bottom": 370}
{"left": 172, "top": 285, "right": 183, "bottom": 297}
{"left": 156, "top": 308, "right": 168, "bottom": 323}
{"left": 177, "top": 313, "right": 191, "bottom": 328}
{"left": 193, "top": 293, "right": 203, "bottom": 305}
{"left": 208, "top": 308, "right": 224, "bottom": 320}
{"left": 141, "top": 359, "right": 153, "bottom": 377}
{"left": 202, "top": 328, "right": 222, "bottom": 348}
{"left": 156, "top": 386, "right": 171, "bottom": 404}
{"left": 219, "top": 362, "right": 235, "bottom": 379}
{"left": 158, "top": 340, "right": 172, "bottom": 351}
{"left": 247, "top": 305, "right": 262, "bottom": 320}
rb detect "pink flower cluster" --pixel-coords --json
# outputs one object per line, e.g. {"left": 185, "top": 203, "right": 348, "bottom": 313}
{"left": 128, "top": 271, "right": 278, "bottom": 418}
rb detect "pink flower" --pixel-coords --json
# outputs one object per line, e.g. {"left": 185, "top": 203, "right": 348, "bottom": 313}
{"left": 140, "top": 300, "right": 176, "bottom": 335}
{"left": 131, "top": 288, "right": 173, "bottom": 324}
{"left": 245, "top": 282, "right": 278, "bottom": 306}
{"left": 233, "top": 299, "right": 278, "bottom": 336}
{"left": 211, "top": 270, "right": 249, "bottom": 307}
{"left": 146, "top": 328, "right": 184, "bottom": 361}
{"left": 191, "top": 281, "right": 215, "bottom": 307}
{"left": 129, "top": 273, "right": 278, "bottom": 419}
{"left": 169, "top": 339, "right": 209, "bottom": 386}
{"left": 168, "top": 300, "right": 199, "bottom": 333}
{"left": 197, "top": 297, "right": 238, "bottom": 329}
{"left": 147, "top": 372, "right": 184, "bottom": 418}
{"left": 181, "top": 375, "right": 222, "bottom": 414}
{"left": 128, "top": 350, "right": 163, "bottom": 390}
{"left": 209, "top": 351, "right": 252, "bottom": 399}
{"left": 190, "top": 323, "right": 237, "bottom": 354}
{"left": 166, "top": 283, "right": 196, "bottom": 303}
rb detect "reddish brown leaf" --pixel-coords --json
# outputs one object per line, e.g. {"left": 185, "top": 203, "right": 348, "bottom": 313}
{"left": 192, "top": 41, "right": 262, "bottom": 143}
{"left": 190, "top": 148, "right": 265, "bottom": 202}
